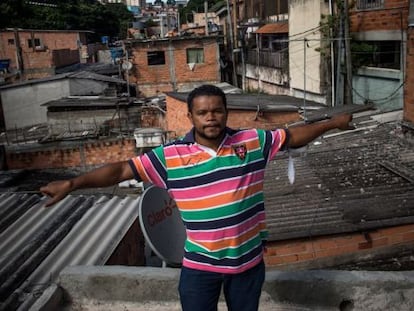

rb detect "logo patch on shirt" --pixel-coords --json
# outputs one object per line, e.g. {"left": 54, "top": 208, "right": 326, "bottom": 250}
{"left": 232, "top": 144, "right": 247, "bottom": 160}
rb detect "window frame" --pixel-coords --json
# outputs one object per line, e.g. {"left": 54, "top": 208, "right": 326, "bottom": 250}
{"left": 147, "top": 51, "right": 166, "bottom": 66}
{"left": 186, "top": 48, "right": 205, "bottom": 64}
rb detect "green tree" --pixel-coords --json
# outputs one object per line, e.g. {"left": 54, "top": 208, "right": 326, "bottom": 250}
{"left": 179, "top": 0, "right": 220, "bottom": 24}
{"left": 0, "top": 0, "right": 133, "bottom": 42}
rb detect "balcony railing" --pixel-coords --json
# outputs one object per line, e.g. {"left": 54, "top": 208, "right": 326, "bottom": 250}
{"left": 356, "top": 0, "right": 383, "bottom": 10}
{"left": 246, "top": 50, "right": 287, "bottom": 69}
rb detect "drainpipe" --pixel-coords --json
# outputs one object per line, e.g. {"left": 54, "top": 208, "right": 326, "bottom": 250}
{"left": 13, "top": 29, "right": 24, "bottom": 75}
{"left": 226, "top": 0, "right": 237, "bottom": 86}
{"left": 204, "top": 1, "right": 209, "bottom": 35}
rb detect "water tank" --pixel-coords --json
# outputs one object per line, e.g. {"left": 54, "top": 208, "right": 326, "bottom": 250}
{"left": 134, "top": 128, "right": 164, "bottom": 148}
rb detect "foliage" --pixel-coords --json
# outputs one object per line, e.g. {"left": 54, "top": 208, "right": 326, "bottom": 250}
{"left": 0, "top": 0, "right": 134, "bottom": 42}
{"left": 178, "top": 0, "right": 220, "bottom": 24}
{"left": 350, "top": 41, "right": 377, "bottom": 69}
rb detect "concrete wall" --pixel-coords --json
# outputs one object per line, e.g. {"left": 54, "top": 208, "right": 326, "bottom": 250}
{"left": 243, "top": 63, "right": 290, "bottom": 94}
{"left": 0, "top": 79, "right": 71, "bottom": 130}
{"left": 47, "top": 106, "right": 141, "bottom": 135}
{"left": 35, "top": 266, "right": 414, "bottom": 310}
{"left": 352, "top": 66, "right": 403, "bottom": 111}
{"left": 0, "top": 78, "right": 122, "bottom": 131}
{"left": 289, "top": 0, "right": 329, "bottom": 104}
{"left": 68, "top": 79, "right": 116, "bottom": 96}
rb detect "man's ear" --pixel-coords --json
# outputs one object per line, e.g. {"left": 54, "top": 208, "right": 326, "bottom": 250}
{"left": 187, "top": 111, "right": 193, "bottom": 124}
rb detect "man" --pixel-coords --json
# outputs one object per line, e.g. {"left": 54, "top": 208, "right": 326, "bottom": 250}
{"left": 41, "top": 84, "right": 353, "bottom": 311}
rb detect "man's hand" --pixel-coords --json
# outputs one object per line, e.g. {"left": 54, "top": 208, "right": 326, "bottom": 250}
{"left": 40, "top": 179, "right": 73, "bottom": 207}
{"left": 288, "top": 113, "right": 354, "bottom": 148}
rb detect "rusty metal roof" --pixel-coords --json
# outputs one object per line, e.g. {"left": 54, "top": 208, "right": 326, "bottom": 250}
{"left": 255, "top": 22, "right": 289, "bottom": 34}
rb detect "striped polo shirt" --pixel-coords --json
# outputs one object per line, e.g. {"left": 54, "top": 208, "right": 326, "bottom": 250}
{"left": 129, "top": 127, "right": 288, "bottom": 274}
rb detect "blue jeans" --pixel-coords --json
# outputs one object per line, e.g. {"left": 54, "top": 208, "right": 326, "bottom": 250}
{"left": 178, "top": 261, "right": 265, "bottom": 311}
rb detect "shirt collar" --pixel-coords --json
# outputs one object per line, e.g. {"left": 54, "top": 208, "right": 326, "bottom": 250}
{"left": 181, "top": 127, "right": 237, "bottom": 144}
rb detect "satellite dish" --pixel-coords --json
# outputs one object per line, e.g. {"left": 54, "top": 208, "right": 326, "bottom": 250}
{"left": 122, "top": 61, "right": 132, "bottom": 71}
{"left": 138, "top": 185, "right": 186, "bottom": 267}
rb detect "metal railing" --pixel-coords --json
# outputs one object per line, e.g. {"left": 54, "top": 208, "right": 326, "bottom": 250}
{"left": 246, "top": 50, "right": 287, "bottom": 69}
{"left": 356, "top": 0, "right": 383, "bottom": 10}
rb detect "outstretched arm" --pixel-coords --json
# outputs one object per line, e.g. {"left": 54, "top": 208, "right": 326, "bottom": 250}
{"left": 287, "top": 114, "right": 353, "bottom": 148}
{"left": 40, "top": 161, "right": 135, "bottom": 207}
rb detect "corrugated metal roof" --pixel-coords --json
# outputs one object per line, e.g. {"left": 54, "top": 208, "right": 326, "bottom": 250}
{"left": 0, "top": 71, "right": 125, "bottom": 90}
{"left": 255, "top": 22, "right": 289, "bottom": 34}
{"left": 167, "top": 90, "right": 326, "bottom": 112}
{"left": 42, "top": 96, "right": 131, "bottom": 108}
{"left": 0, "top": 192, "right": 141, "bottom": 311}
{"left": 264, "top": 111, "right": 414, "bottom": 241}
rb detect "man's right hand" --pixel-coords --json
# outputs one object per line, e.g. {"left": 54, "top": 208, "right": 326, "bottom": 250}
{"left": 40, "top": 179, "right": 73, "bottom": 207}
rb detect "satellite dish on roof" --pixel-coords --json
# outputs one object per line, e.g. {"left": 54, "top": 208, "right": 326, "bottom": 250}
{"left": 122, "top": 61, "right": 132, "bottom": 71}
{"left": 139, "top": 185, "right": 186, "bottom": 267}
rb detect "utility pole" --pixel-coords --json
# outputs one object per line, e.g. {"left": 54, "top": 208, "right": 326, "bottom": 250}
{"left": 343, "top": 0, "right": 353, "bottom": 105}
{"left": 226, "top": 0, "right": 237, "bottom": 86}
{"left": 335, "top": 4, "right": 344, "bottom": 106}
{"left": 204, "top": 1, "right": 209, "bottom": 35}
{"left": 303, "top": 38, "right": 308, "bottom": 120}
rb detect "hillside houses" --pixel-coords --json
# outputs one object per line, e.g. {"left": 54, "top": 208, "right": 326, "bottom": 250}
{"left": 0, "top": 29, "right": 97, "bottom": 81}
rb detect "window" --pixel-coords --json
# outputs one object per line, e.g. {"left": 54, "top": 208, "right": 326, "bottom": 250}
{"left": 8, "top": 39, "right": 15, "bottom": 45}
{"left": 187, "top": 48, "right": 204, "bottom": 63}
{"left": 352, "top": 40, "right": 400, "bottom": 70}
{"left": 147, "top": 51, "right": 165, "bottom": 65}
{"left": 271, "top": 36, "right": 288, "bottom": 52}
{"left": 260, "top": 36, "right": 270, "bottom": 50}
{"left": 28, "top": 38, "right": 42, "bottom": 48}
{"left": 356, "top": 0, "right": 383, "bottom": 10}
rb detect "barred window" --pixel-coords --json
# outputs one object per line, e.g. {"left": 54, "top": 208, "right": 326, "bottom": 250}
{"left": 356, "top": 0, "right": 384, "bottom": 10}
{"left": 352, "top": 40, "right": 400, "bottom": 70}
{"left": 28, "top": 38, "right": 41, "bottom": 48}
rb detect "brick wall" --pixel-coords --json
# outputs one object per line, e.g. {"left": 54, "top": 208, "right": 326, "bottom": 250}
{"left": 404, "top": 26, "right": 414, "bottom": 123}
{"left": 166, "top": 95, "right": 301, "bottom": 138}
{"left": 128, "top": 37, "right": 220, "bottom": 97}
{"left": 0, "top": 30, "right": 82, "bottom": 79}
{"left": 350, "top": 0, "right": 409, "bottom": 32}
{"left": 6, "top": 138, "right": 137, "bottom": 170}
{"left": 264, "top": 223, "right": 414, "bottom": 269}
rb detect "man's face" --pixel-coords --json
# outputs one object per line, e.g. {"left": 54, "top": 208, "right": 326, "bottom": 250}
{"left": 187, "top": 95, "right": 228, "bottom": 147}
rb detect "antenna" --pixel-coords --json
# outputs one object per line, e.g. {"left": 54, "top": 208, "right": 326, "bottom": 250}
{"left": 138, "top": 185, "right": 186, "bottom": 267}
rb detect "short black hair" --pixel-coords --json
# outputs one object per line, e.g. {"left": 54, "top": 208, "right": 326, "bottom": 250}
{"left": 187, "top": 84, "right": 227, "bottom": 112}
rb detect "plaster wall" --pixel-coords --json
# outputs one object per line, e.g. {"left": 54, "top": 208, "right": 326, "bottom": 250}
{"left": 289, "top": 0, "right": 328, "bottom": 99}
{"left": 0, "top": 80, "right": 70, "bottom": 130}
{"left": 68, "top": 79, "right": 113, "bottom": 96}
